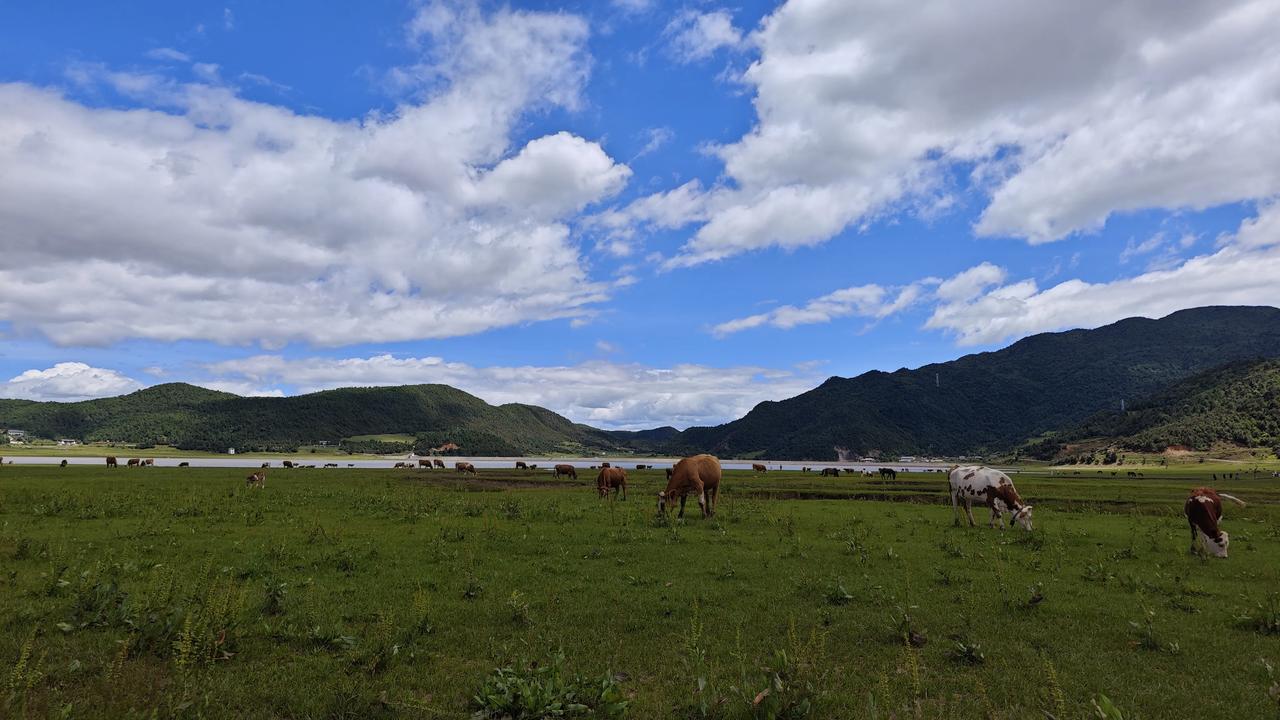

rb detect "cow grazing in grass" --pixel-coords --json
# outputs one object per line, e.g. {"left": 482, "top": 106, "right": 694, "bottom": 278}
{"left": 879, "top": 468, "right": 897, "bottom": 480}
{"left": 261, "top": 462, "right": 270, "bottom": 469}
{"left": 141, "top": 458, "right": 154, "bottom": 467}
{"left": 1185, "top": 487, "right": 1246, "bottom": 558}
{"left": 820, "top": 467, "right": 840, "bottom": 477}
{"left": 106, "top": 456, "right": 118, "bottom": 468}
{"left": 658, "top": 454, "right": 722, "bottom": 519}
{"left": 949, "top": 466, "right": 1033, "bottom": 530}
{"left": 127, "top": 458, "right": 141, "bottom": 467}
{"left": 60, "top": 459, "right": 68, "bottom": 468}
{"left": 420, "top": 459, "right": 434, "bottom": 469}
{"left": 282, "top": 460, "right": 295, "bottom": 469}
{"left": 752, "top": 463, "right": 767, "bottom": 473}
{"left": 433, "top": 458, "right": 445, "bottom": 469}
{"left": 554, "top": 464, "right": 578, "bottom": 480}
{"left": 246, "top": 471, "right": 266, "bottom": 488}
{"left": 455, "top": 462, "right": 477, "bottom": 474}
{"left": 529, "top": 464, "right": 538, "bottom": 470}
{"left": 515, "top": 461, "right": 528, "bottom": 469}
{"left": 178, "top": 462, "right": 190, "bottom": 468}
{"left": 597, "top": 467, "right": 627, "bottom": 500}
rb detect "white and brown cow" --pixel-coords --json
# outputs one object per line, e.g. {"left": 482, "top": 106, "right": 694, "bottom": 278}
{"left": 949, "top": 465, "right": 1033, "bottom": 530}
{"left": 1185, "top": 487, "right": 1245, "bottom": 558}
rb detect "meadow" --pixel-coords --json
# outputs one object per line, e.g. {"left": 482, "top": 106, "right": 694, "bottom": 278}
{"left": 2, "top": 464, "right": 1279, "bottom": 719}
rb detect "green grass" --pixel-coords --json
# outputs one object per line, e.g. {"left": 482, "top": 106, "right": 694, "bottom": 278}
{"left": 3, "top": 466, "right": 1280, "bottom": 718}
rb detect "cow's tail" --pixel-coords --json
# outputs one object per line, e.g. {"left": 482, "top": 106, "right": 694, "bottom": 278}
{"left": 1218, "top": 493, "right": 1246, "bottom": 508}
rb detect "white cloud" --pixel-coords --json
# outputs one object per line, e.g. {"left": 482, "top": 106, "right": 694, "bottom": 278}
{"left": 145, "top": 48, "right": 191, "bottom": 63}
{"left": 664, "top": 10, "right": 744, "bottom": 63}
{"left": 712, "top": 281, "right": 933, "bottom": 336}
{"left": 611, "top": 0, "right": 653, "bottom": 14}
{"left": 223, "top": 8, "right": 234, "bottom": 30}
{"left": 201, "top": 354, "right": 822, "bottom": 430}
{"left": 633, "top": 126, "right": 673, "bottom": 160}
{"left": 934, "top": 262, "right": 1005, "bottom": 303}
{"left": 0, "top": 3, "right": 627, "bottom": 348}
{"left": 648, "top": 0, "right": 1280, "bottom": 266}
{"left": 1, "top": 362, "right": 142, "bottom": 402}
{"left": 926, "top": 202, "right": 1280, "bottom": 345}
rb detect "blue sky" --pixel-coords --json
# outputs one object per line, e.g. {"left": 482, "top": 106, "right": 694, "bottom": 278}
{"left": 2, "top": 1, "right": 1279, "bottom": 429}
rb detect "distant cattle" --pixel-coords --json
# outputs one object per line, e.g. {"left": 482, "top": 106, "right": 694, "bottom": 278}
{"left": 420, "top": 459, "right": 434, "bottom": 469}
{"left": 60, "top": 459, "right": 68, "bottom": 468}
{"left": 752, "top": 463, "right": 767, "bottom": 473}
{"left": 553, "top": 464, "right": 577, "bottom": 480}
{"left": 324, "top": 463, "right": 338, "bottom": 468}
{"left": 529, "top": 464, "right": 538, "bottom": 470}
{"left": 261, "top": 462, "right": 270, "bottom": 469}
{"left": 515, "top": 461, "right": 528, "bottom": 469}
{"left": 246, "top": 471, "right": 266, "bottom": 488}
{"left": 636, "top": 464, "right": 648, "bottom": 470}
{"left": 141, "top": 458, "right": 155, "bottom": 467}
{"left": 433, "top": 458, "right": 445, "bottom": 469}
{"left": 879, "top": 468, "right": 897, "bottom": 480}
{"left": 178, "top": 462, "right": 190, "bottom": 468}
{"left": 658, "top": 454, "right": 722, "bottom": 519}
{"left": 820, "top": 467, "right": 840, "bottom": 477}
{"left": 394, "top": 462, "right": 413, "bottom": 469}
{"left": 127, "top": 458, "right": 141, "bottom": 467}
{"left": 282, "top": 460, "right": 295, "bottom": 469}
{"left": 1185, "top": 487, "right": 1245, "bottom": 558}
{"left": 455, "top": 462, "right": 477, "bottom": 474}
{"left": 597, "top": 467, "right": 628, "bottom": 500}
{"left": 106, "top": 456, "right": 118, "bottom": 468}
{"left": 601, "top": 462, "right": 611, "bottom": 468}
{"left": 949, "top": 466, "right": 1033, "bottom": 530}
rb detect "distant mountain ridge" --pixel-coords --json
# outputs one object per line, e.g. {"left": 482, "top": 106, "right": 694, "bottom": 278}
{"left": 2, "top": 306, "right": 1277, "bottom": 459}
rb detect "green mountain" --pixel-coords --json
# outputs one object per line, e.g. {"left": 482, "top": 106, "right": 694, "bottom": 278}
{"left": 0, "top": 383, "right": 623, "bottom": 456}
{"left": 662, "top": 306, "right": 1280, "bottom": 459}
{"left": 1053, "top": 358, "right": 1280, "bottom": 455}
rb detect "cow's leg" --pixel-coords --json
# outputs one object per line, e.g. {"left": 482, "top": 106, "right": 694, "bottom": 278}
{"left": 964, "top": 498, "right": 977, "bottom": 527}
{"left": 620, "top": 481, "right": 627, "bottom": 501}
{"left": 951, "top": 491, "right": 961, "bottom": 526}
{"left": 677, "top": 494, "right": 687, "bottom": 519}
{"left": 1189, "top": 523, "right": 1199, "bottom": 555}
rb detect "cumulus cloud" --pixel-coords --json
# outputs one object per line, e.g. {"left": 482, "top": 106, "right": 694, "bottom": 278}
{"left": 202, "top": 354, "right": 821, "bottom": 430}
{"left": 1, "top": 362, "right": 143, "bottom": 402}
{"left": 0, "top": 3, "right": 628, "bottom": 347}
{"left": 712, "top": 281, "right": 934, "bottom": 336}
{"left": 145, "top": 47, "right": 191, "bottom": 63}
{"left": 926, "top": 202, "right": 1280, "bottom": 345}
{"left": 646, "top": 0, "right": 1280, "bottom": 266}
{"left": 664, "top": 10, "right": 744, "bottom": 63}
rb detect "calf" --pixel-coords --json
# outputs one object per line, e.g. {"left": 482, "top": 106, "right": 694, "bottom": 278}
{"left": 949, "top": 466, "right": 1033, "bottom": 530}
{"left": 1185, "top": 487, "right": 1246, "bottom": 558}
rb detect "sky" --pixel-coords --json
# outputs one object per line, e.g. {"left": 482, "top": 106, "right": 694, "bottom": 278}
{"left": 1, "top": 0, "right": 1279, "bottom": 430}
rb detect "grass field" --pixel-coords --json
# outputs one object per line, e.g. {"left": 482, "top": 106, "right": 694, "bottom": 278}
{"left": 3, "top": 465, "right": 1279, "bottom": 719}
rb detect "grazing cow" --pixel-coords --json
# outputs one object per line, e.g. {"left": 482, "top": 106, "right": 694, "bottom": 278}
{"left": 553, "top": 464, "right": 578, "bottom": 480}
{"left": 142, "top": 458, "right": 155, "bottom": 467}
{"left": 261, "top": 462, "right": 270, "bottom": 469}
{"left": 455, "top": 461, "right": 477, "bottom": 474}
{"left": 60, "top": 459, "right": 68, "bottom": 468}
{"left": 879, "top": 468, "right": 897, "bottom": 480}
{"left": 515, "top": 461, "right": 528, "bottom": 469}
{"left": 949, "top": 466, "right": 1033, "bottom": 530}
{"left": 433, "top": 458, "right": 445, "bottom": 469}
{"left": 529, "top": 464, "right": 538, "bottom": 470}
{"left": 636, "top": 464, "right": 647, "bottom": 470}
{"left": 324, "top": 463, "right": 338, "bottom": 468}
{"left": 282, "top": 460, "right": 295, "bottom": 469}
{"left": 1185, "top": 487, "right": 1246, "bottom": 558}
{"left": 820, "top": 467, "right": 840, "bottom": 477}
{"left": 178, "top": 462, "right": 190, "bottom": 468}
{"left": 246, "top": 471, "right": 266, "bottom": 488}
{"left": 597, "top": 467, "right": 628, "bottom": 500}
{"left": 658, "top": 454, "right": 722, "bottom": 519}
{"left": 601, "top": 462, "right": 612, "bottom": 468}
{"left": 752, "top": 463, "right": 768, "bottom": 473}
{"left": 420, "top": 459, "right": 434, "bottom": 469}
{"left": 127, "top": 458, "right": 141, "bottom": 467}
{"left": 105, "top": 456, "right": 118, "bottom": 468}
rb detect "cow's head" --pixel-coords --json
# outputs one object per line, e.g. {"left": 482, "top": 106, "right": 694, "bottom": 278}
{"left": 1014, "top": 505, "right": 1034, "bottom": 531}
{"left": 1203, "top": 530, "right": 1229, "bottom": 558}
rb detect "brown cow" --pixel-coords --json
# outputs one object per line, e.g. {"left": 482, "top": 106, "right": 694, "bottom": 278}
{"left": 433, "top": 458, "right": 445, "bottom": 469}
{"left": 752, "top": 463, "right": 767, "bottom": 473}
{"left": 1185, "top": 487, "right": 1246, "bottom": 558}
{"left": 246, "top": 471, "right": 266, "bottom": 488}
{"left": 597, "top": 467, "right": 627, "bottom": 500}
{"left": 515, "top": 461, "right": 528, "bottom": 469}
{"left": 127, "top": 458, "right": 141, "bottom": 467}
{"left": 143, "top": 458, "right": 155, "bottom": 467}
{"left": 419, "top": 459, "right": 433, "bottom": 469}
{"left": 455, "top": 461, "right": 477, "bottom": 474}
{"left": 106, "top": 456, "right": 118, "bottom": 468}
{"left": 658, "top": 454, "right": 722, "bottom": 519}
{"left": 282, "top": 460, "right": 295, "bottom": 469}
{"left": 553, "top": 464, "right": 578, "bottom": 480}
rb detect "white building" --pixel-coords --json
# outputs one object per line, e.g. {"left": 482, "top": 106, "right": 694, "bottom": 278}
{"left": 57, "top": 439, "right": 80, "bottom": 446}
